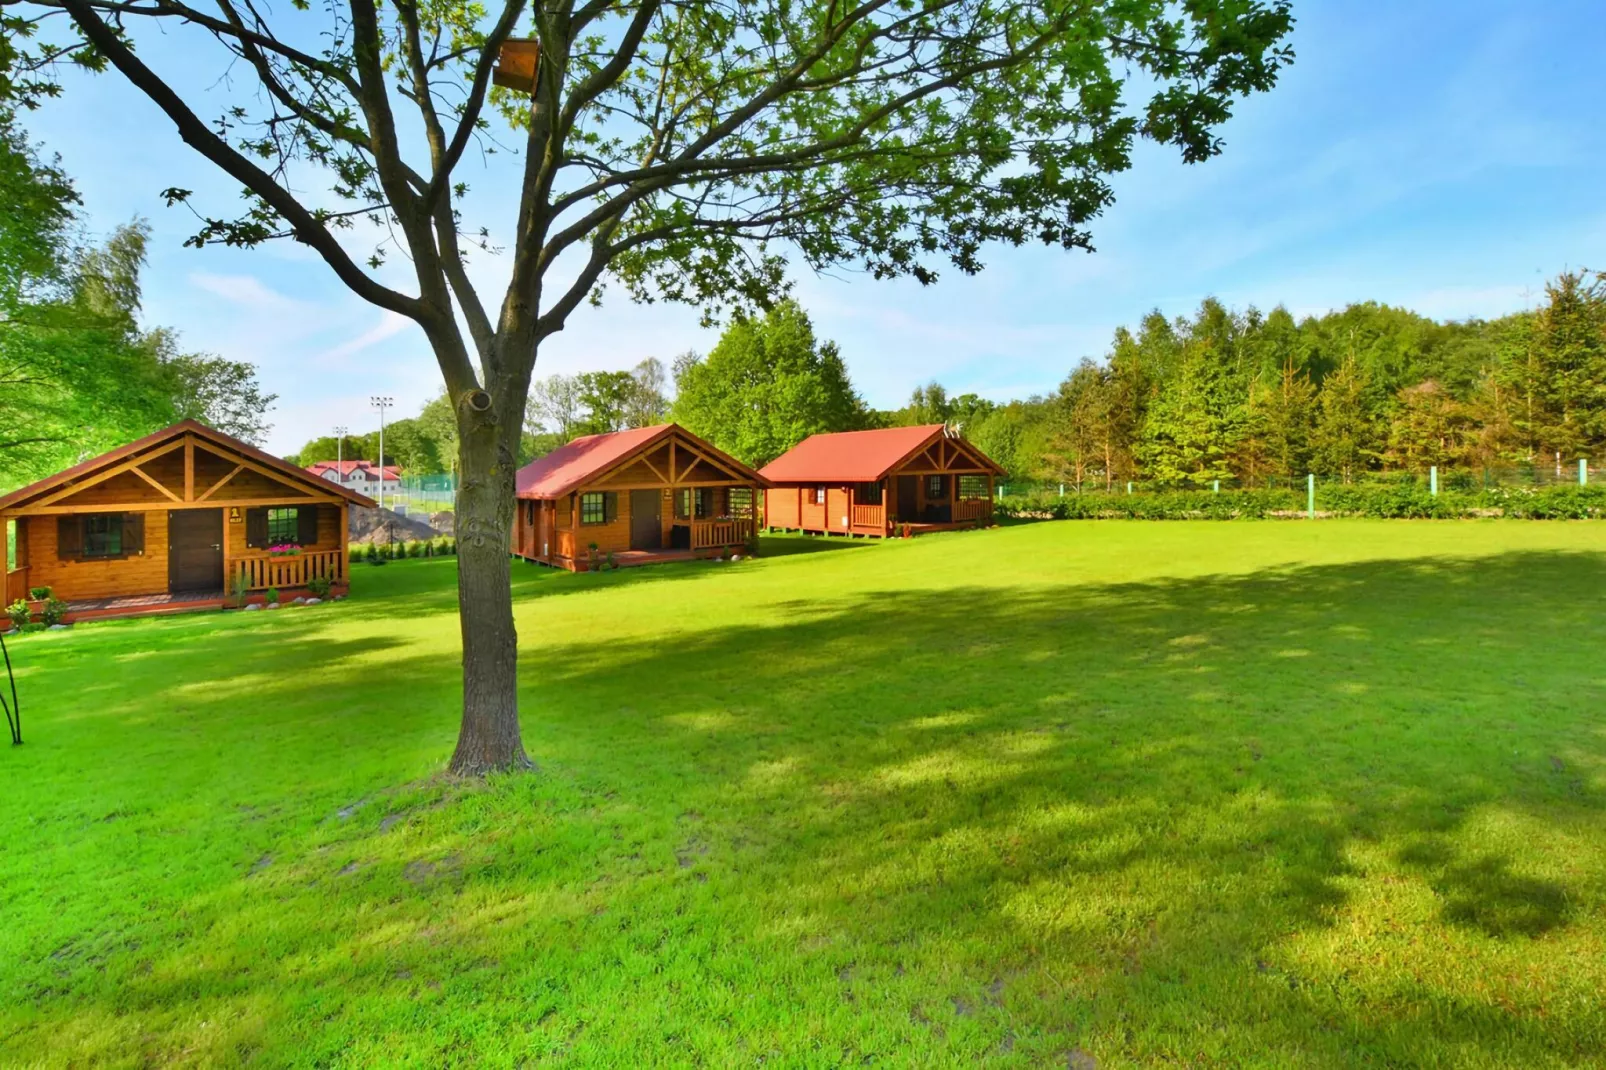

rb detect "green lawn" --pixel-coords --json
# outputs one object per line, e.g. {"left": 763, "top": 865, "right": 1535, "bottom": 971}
{"left": 3, "top": 521, "right": 1605, "bottom": 1067}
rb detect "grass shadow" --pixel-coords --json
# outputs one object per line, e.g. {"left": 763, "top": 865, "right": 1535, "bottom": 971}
{"left": 3, "top": 544, "right": 1604, "bottom": 1064}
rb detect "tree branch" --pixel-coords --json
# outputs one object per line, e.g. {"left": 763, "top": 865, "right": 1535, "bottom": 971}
{"left": 57, "top": 0, "right": 425, "bottom": 319}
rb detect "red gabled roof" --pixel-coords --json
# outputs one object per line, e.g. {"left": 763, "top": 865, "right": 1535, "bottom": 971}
{"left": 307, "top": 460, "right": 401, "bottom": 480}
{"left": 515, "top": 423, "right": 767, "bottom": 499}
{"left": 0, "top": 420, "right": 377, "bottom": 512}
{"left": 760, "top": 424, "right": 1005, "bottom": 483}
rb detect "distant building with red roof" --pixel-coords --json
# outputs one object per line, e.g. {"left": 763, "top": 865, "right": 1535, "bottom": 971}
{"left": 760, "top": 425, "right": 1003, "bottom": 537}
{"left": 511, "top": 424, "right": 769, "bottom": 571}
{"left": 306, "top": 459, "right": 402, "bottom": 496}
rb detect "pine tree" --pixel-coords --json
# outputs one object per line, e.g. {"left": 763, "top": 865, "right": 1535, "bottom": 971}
{"left": 1312, "top": 355, "right": 1379, "bottom": 482}
{"left": 1137, "top": 339, "right": 1242, "bottom": 486}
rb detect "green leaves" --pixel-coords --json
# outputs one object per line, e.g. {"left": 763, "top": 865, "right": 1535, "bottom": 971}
{"left": 671, "top": 300, "right": 870, "bottom": 466}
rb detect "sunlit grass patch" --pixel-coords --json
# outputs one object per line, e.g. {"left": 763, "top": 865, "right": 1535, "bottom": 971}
{"left": 2, "top": 523, "right": 1605, "bottom": 1065}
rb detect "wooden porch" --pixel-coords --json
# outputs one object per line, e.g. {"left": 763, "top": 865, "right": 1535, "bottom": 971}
{"left": 232, "top": 548, "right": 347, "bottom": 591}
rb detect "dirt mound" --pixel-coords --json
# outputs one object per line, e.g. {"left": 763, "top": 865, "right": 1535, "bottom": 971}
{"left": 348, "top": 506, "right": 440, "bottom": 544}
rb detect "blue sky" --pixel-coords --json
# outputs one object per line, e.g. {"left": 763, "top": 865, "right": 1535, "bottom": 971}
{"left": 19, "top": 0, "right": 1606, "bottom": 456}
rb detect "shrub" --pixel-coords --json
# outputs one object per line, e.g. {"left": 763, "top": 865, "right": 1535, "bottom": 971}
{"left": 5, "top": 599, "right": 29, "bottom": 631}
{"left": 307, "top": 576, "right": 332, "bottom": 599}
{"left": 265, "top": 587, "right": 280, "bottom": 605}
{"left": 28, "top": 586, "right": 52, "bottom": 601}
{"left": 230, "top": 570, "right": 250, "bottom": 609}
{"left": 993, "top": 482, "right": 1606, "bottom": 522}
{"left": 39, "top": 598, "right": 69, "bottom": 627}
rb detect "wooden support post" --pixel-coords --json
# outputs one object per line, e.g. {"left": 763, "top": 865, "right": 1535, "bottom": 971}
{"left": 339, "top": 502, "right": 349, "bottom": 586}
{"left": 184, "top": 437, "right": 195, "bottom": 501}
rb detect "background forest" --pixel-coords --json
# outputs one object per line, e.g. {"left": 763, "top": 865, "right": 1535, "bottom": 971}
{"left": 283, "top": 276, "right": 1606, "bottom": 493}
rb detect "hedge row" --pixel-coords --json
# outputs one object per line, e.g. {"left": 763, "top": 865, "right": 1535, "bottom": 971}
{"left": 995, "top": 483, "right": 1606, "bottom": 521}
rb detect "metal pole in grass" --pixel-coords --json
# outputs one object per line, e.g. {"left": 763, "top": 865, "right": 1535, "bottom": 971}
{"left": 1213, "top": 479, "right": 1220, "bottom": 494}
{"left": 1581, "top": 459, "right": 1589, "bottom": 486}
{"left": 1307, "top": 473, "right": 1315, "bottom": 519}
{"left": 1429, "top": 465, "right": 1438, "bottom": 496}
{"left": 1126, "top": 481, "right": 1133, "bottom": 495}
{"left": 0, "top": 625, "right": 19, "bottom": 745}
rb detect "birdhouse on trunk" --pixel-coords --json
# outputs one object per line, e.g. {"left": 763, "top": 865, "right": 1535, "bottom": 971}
{"left": 493, "top": 39, "right": 540, "bottom": 94}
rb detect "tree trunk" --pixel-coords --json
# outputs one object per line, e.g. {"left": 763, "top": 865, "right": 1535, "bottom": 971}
{"left": 447, "top": 401, "right": 531, "bottom": 776}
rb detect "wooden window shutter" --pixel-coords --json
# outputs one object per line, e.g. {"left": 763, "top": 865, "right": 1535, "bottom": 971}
{"left": 297, "top": 505, "right": 319, "bottom": 546}
{"left": 56, "top": 516, "right": 83, "bottom": 560}
{"left": 122, "top": 512, "right": 145, "bottom": 554}
{"left": 604, "top": 492, "right": 618, "bottom": 523}
{"left": 246, "top": 508, "right": 268, "bottom": 548}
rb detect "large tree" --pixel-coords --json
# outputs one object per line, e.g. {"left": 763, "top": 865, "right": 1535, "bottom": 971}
{"left": 6, "top": 0, "right": 1295, "bottom": 773}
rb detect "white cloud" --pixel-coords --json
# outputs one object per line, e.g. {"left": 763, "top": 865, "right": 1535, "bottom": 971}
{"left": 187, "top": 272, "right": 309, "bottom": 313}
{"left": 321, "top": 311, "right": 417, "bottom": 362}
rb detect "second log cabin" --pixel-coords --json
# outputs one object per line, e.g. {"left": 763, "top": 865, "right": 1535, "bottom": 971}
{"left": 511, "top": 424, "right": 768, "bottom": 571}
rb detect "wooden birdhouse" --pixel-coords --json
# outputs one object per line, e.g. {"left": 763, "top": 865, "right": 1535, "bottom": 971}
{"left": 493, "top": 39, "right": 540, "bottom": 94}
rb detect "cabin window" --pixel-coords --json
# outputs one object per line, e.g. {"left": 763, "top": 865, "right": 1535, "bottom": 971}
{"left": 729, "top": 487, "right": 754, "bottom": 517}
{"left": 855, "top": 482, "right": 883, "bottom": 505}
{"left": 812, "top": 486, "right": 826, "bottom": 505}
{"left": 696, "top": 487, "right": 715, "bottom": 519}
{"left": 926, "top": 475, "right": 947, "bottom": 500}
{"left": 82, "top": 514, "right": 123, "bottom": 558}
{"left": 958, "top": 475, "right": 989, "bottom": 499}
{"left": 674, "top": 489, "right": 691, "bottom": 521}
{"left": 580, "top": 492, "right": 607, "bottom": 525}
{"left": 266, "top": 507, "right": 301, "bottom": 546}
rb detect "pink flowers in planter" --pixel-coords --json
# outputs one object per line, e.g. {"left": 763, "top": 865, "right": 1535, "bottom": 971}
{"left": 267, "top": 544, "right": 303, "bottom": 556}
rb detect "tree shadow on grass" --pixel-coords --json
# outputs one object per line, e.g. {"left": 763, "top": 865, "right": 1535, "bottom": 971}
{"left": 4, "top": 549, "right": 1605, "bottom": 1065}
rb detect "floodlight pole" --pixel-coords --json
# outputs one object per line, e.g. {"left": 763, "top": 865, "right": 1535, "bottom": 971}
{"left": 370, "top": 397, "right": 394, "bottom": 511}
{"left": 334, "top": 425, "right": 348, "bottom": 485}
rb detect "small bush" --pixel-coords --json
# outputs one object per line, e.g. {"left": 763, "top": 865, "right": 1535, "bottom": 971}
{"left": 28, "top": 586, "right": 52, "bottom": 601}
{"left": 5, "top": 599, "right": 29, "bottom": 631}
{"left": 265, "top": 587, "right": 280, "bottom": 605}
{"left": 307, "top": 576, "right": 332, "bottom": 599}
{"left": 39, "top": 598, "right": 69, "bottom": 627}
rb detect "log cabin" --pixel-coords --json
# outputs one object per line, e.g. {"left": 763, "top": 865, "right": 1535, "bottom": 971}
{"left": 1, "top": 421, "right": 375, "bottom": 622}
{"left": 511, "top": 424, "right": 768, "bottom": 571}
{"left": 760, "top": 424, "right": 1004, "bottom": 537}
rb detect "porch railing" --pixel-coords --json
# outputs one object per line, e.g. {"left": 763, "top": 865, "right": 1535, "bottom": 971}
{"left": 232, "top": 549, "right": 344, "bottom": 591}
{"left": 4, "top": 566, "right": 28, "bottom": 605}
{"left": 850, "top": 503, "right": 885, "bottom": 529}
{"left": 955, "top": 498, "right": 993, "bottom": 522}
{"left": 690, "top": 517, "right": 754, "bottom": 549}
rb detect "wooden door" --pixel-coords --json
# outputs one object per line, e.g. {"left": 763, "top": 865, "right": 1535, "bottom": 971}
{"left": 629, "top": 489, "right": 662, "bottom": 550}
{"left": 169, "top": 509, "right": 224, "bottom": 593}
{"left": 896, "top": 476, "right": 918, "bottom": 521}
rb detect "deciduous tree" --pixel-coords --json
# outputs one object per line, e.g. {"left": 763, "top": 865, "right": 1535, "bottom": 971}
{"left": 7, "top": 0, "right": 1295, "bottom": 772}
{"left": 673, "top": 299, "right": 865, "bottom": 464}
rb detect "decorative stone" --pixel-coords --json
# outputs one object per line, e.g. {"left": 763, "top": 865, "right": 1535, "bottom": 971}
{"left": 243, "top": 604, "right": 261, "bottom": 612}
{"left": 730, "top": 554, "right": 742, "bottom": 561}
{"left": 266, "top": 603, "right": 281, "bottom": 611}
{"left": 48, "top": 624, "right": 70, "bottom": 630}
{"left": 304, "top": 597, "right": 322, "bottom": 605}
{"left": 292, "top": 596, "right": 306, "bottom": 604}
